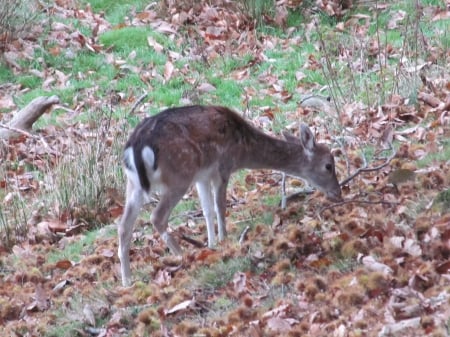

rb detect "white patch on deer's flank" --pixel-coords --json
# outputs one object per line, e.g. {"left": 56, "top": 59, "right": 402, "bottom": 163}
{"left": 142, "top": 146, "right": 155, "bottom": 170}
{"left": 123, "top": 147, "right": 141, "bottom": 190}
{"left": 139, "top": 146, "right": 168, "bottom": 194}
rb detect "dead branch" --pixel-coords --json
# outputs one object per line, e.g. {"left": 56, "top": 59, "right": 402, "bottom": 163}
{"left": 339, "top": 144, "right": 397, "bottom": 186}
{"left": 238, "top": 225, "right": 250, "bottom": 245}
{"left": 319, "top": 198, "right": 400, "bottom": 215}
{"left": 0, "top": 122, "right": 51, "bottom": 150}
{"left": 0, "top": 95, "right": 59, "bottom": 139}
{"left": 129, "top": 92, "right": 148, "bottom": 116}
{"left": 281, "top": 173, "right": 287, "bottom": 209}
{"left": 180, "top": 234, "right": 205, "bottom": 248}
{"left": 0, "top": 123, "right": 36, "bottom": 139}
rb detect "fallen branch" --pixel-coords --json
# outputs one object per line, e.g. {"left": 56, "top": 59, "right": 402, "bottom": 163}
{"left": 0, "top": 95, "right": 60, "bottom": 139}
{"left": 281, "top": 173, "right": 287, "bottom": 209}
{"left": 0, "top": 122, "right": 51, "bottom": 150}
{"left": 319, "top": 198, "right": 399, "bottom": 215}
{"left": 129, "top": 92, "right": 148, "bottom": 116}
{"left": 339, "top": 144, "right": 397, "bottom": 186}
{"left": 180, "top": 234, "right": 205, "bottom": 248}
{"left": 0, "top": 123, "right": 37, "bottom": 139}
{"left": 238, "top": 225, "right": 250, "bottom": 245}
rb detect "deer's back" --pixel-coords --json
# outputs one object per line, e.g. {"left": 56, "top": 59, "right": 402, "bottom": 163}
{"left": 125, "top": 106, "right": 255, "bottom": 181}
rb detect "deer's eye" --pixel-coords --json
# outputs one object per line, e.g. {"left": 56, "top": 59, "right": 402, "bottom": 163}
{"left": 325, "top": 163, "right": 333, "bottom": 172}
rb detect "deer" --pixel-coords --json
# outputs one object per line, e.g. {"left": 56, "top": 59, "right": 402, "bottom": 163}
{"left": 118, "top": 105, "right": 342, "bottom": 286}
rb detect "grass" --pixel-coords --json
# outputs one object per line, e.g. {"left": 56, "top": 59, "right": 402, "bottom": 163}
{"left": 0, "top": 193, "right": 28, "bottom": 249}
{"left": 46, "top": 230, "right": 98, "bottom": 263}
{"left": 81, "top": 0, "right": 148, "bottom": 25}
{"left": 193, "top": 256, "right": 253, "bottom": 290}
{"left": 417, "top": 139, "right": 450, "bottom": 168}
{"left": 45, "top": 321, "right": 84, "bottom": 337}
{"left": 169, "top": 199, "right": 199, "bottom": 226}
{"left": 100, "top": 27, "right": 166, "bottom": 54}
{"left": 0, "top": 64, "right": 13, "bottom": 83}
{"left": 39, "top": 107, "right": 127, "bottom": 227}
{"left": 238, "top": 0, "right": 276, "bottom": 27}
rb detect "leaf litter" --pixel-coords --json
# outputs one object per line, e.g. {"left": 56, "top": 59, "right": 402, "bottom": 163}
{"left": 0, "top": 0, "right": 450, "bottom": 336}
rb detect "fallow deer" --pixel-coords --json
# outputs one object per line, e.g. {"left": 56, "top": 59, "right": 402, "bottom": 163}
{"left": 118, "top": 105, "right": 342, "bottom": 286}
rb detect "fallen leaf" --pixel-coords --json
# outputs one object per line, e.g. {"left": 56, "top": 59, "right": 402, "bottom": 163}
{"left": 147, "top": 36, "right": 163, "bottom": 53}
{"left": 267, "top": 316, "right": 291, "bottom": 332}
{"left": 164, "top": 60, "right": 174, "bottom": 82}
{"left": 0, "top": 94, "right": 16, "bottom": 109}
{"left": 27, "top": 285, "right": 49, "bottom": 312}
{"left": 196, "top": 249, "right": 218, "bottom": 262}
{"left": 360, "top": 255, "right": 393, "bottom": 275}
{"left": 232, "top": 272, "right": 248, "bottom": 294}
{"left": 100, "top": 249, "right": 115, "bottom": 258}
{"left": 83, "top": 304, "right": 96, "bottom": 326}
{"left": 435, "top": 260, "right": 450, "bottom": 274}
{"left": 52, "top": 279, "right": 71, "bottom": 293}
{"left": 55, "top": 259, "right": 73, "bottom": 270}
{"left": 155, "top": 269, "right": 171, "bottom": 287}
{"left": 197, "top": 82, "right": 216, "bottom": 93}
{"left": 165, "top": 299, "right": 193, "bottom": 315}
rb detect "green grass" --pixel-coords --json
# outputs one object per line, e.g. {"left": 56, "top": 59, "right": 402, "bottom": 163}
{"left": 0, "top": 194, "right": 28, "bottom": 249}
{"left": 208, "top": 78, "right": 243, "bottom": 107}
{"left": 45, "top": 320, "right": 84, "bottom": 337}
{"left": 81, "top": 0, "right": 149, "bottom": 25}
{"left": 16, "top": 74, "right": 43, "bottom": 90}
{"left": 46, "top": 226, "right": 117, "bottom": 263}
{"left": 193, "top": 256, "right": 252, "bottom": 290}
{"left": 417, "top": 139, "right": 450, "bottom": 168}
{"left": 100, "top": 26, "right": 171, "bottom": 56}
{"left": 47, "top": 229, "right": 99, "bottom": 264}
{"left": 170, "top": 199, "right": 199, "bottom": 226}
{"left": 0, "top": 64, "right": 13, "bottom": 83}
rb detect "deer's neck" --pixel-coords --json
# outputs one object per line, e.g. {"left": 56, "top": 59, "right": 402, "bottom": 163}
{"left": 237, "top": 131, "right": 303, "bottom": 174}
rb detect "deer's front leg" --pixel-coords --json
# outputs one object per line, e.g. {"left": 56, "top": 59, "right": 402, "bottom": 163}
{"left": 196, "top": 180, "right": 216, "bottom": 248}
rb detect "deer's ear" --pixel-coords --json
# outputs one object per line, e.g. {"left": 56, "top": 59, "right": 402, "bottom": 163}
{"left": 282, "top": 131, "right": 301, "bottom": 144}
{"left": 300, "top": 124, "right": 316, "bottom": 151}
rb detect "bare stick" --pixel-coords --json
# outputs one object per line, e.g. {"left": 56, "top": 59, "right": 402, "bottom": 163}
{"left": 0, "top": 95, "right": 59, "bottom": 139}
{"left": 0, "top": 123, "right": 37, "bottom": 139}
{"left": 180, "top": 234, "right": 205, "bottom": 248}
{"left": 319, "top": 198, "right": 400, "bottom": 215}
{"left": 129, "top": 92, "right": 148, "bottom": 116}
{"left": 281, "top": 173, "right": 287, "bottom": 209}
{"left": 238, "top": 226, "right": 250, "bottom": 245}
{"left": 53, "top": 104, "right": 78, "bottom": 115}
{"left": 339, "top": 144, "right": 396, "bottom": 186}
{"left": 0, "top": 122, "right": 51, "bottom": 150}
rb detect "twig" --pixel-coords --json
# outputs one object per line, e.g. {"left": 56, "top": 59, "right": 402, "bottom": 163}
{"left": 231, "top": 217, "right": 254, "bottom": 225}
{"left": 238, "top": 225, "right": 250, "bottom": 245}
{"left": 169, "top": 209, "right": 203, "bottom": 222}
{"left": 180, "top": 234, "right": 205, "bottom": 248}
{"left": 315, "top": 20, "right": 344, "bottom": 112}
{"left": 0, "top": 123, "right": 51, "bottom": 150}
{"left": 319, "top": 198, "right": 400, "bottom": 215}
{"left": 339, "top": 144, "right": 396, "bottom": 186}
{"left": 334, "top": 136, "right": 351, "bottom": 176}
{"left": 0, "top": 123, "right": 36, "bottom": 138}
{"left": 129, "top": 92, "right": 148, "bottom": 116}
{"left": 281, "top": 173, "right": 287, "bottom": 209}
{"left": 53, "top": 104, "right": 78, "bottom": 115}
